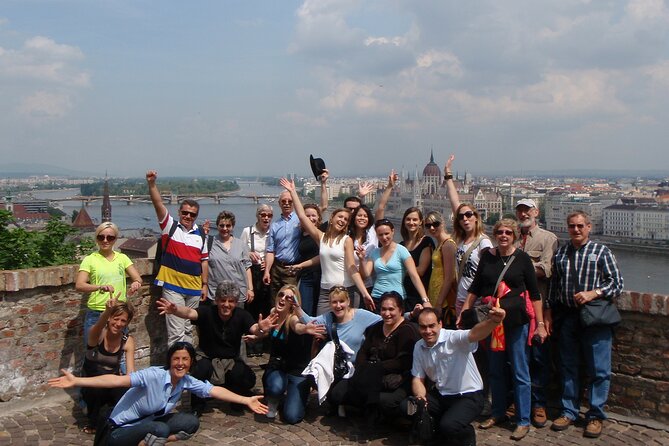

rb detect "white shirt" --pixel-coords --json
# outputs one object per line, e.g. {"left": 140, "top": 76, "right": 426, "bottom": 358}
{"left": 412, "top": 329, "right": 482, "bottom": 396}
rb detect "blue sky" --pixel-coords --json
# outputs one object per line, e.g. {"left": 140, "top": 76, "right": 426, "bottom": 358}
{"left": 1, "top": 0, "right": 669, "bottom": 177}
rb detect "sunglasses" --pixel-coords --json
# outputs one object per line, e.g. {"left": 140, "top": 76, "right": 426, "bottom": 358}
{"left": 180, "top": 210, "right": 198, "bottom": 218}
{"left": 495, "top": 229, "right": 514, "bottom": 236}
{"left": 259, "top": 213, "right": 273, "bottom": 218}
{"left": 374, "top": 218, "right": 392, "bottom": 228}
{"left": 329, "top": 285, "right": 347, "bottom": 293}
{"left": 218, "top": 223, "right": 233, "bottom": 228}
{"left": 280, "top": 200, "right": 293, "bottom": 205}
{"left": 425, "top": 221, "right": 441, "bottom": 229}
{"left": 457, "top": 211, "right": 475, "bottom": 220}
{"left": 97, "top": 234, "right": 117, "bottom": 242}
{"left": 568, "top": 223, "right": 586, "bottom": 229}
{"left": 277, "top": 291, "right": 295, "bottom": 300}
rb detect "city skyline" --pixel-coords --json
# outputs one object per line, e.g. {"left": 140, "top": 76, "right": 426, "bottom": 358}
{"left": 2, "top": 1, "right": 669, "bottom": 177}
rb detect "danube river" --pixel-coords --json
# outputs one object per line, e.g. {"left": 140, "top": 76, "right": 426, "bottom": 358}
{"left": 35, "top": 183, "right": 669, "bottom": 295}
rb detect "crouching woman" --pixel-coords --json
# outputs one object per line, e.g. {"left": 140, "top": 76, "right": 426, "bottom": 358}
{"left": 49, "top": 342, "right": 267, "bottom": 445}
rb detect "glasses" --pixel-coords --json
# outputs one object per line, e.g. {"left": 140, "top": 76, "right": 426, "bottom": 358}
{"left": 218, "top": 223, "right": 233, "bottom": 228}
{"left": 280, "top": 199, "right": 293, "bottom": 205}
{"left": 495, "top": 229, "right": 514, "bottom": 236}
{"left": 457, "top": 211, "right": 475, "bottom": 220}
{"left": 180, "top": 210, "right": 198, "bottom": 218}
{"left": 277, "top": 291, "right": 295, "bottom": 300}
{"left": 425, "top": 221, "right": 441, "bottom": 229}
{"left": 568, "top": 223, "right": 586, "bottom": 229}
{"left": 259, "top": 213, "right": 273, "bottom": 218}
{"left": 374, "top": 218, "right": 392, "bottom": 228}
{"left": 97, "top": 234, "right": 117, "bottom": 242}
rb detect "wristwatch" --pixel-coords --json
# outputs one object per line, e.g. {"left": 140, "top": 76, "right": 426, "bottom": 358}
{"left": 595, "top": 288, "right": 603, "bottom": 297}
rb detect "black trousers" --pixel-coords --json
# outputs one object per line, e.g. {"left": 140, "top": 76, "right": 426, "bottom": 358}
{"left": 189, "top": 357, "right": 256, "bottom": 411}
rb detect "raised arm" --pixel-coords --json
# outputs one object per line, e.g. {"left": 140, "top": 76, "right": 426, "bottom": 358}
{"left": 319, "top": 169, "right": 329, "bottom": 215}
{"left": 87, "top": 297, "right": 120, "bottom": 347}
{"left": 374, "top": 170, "right": 398, "bottom": 221}
{"left": 146, "top": 170, "right": 168, "bottom": 222}
{"left": 279, "top": 177, "right": 322, "bottom": 243}
{"left": 156, "top": 298, "right": 199, "bottom": 320}
{"left": 443, "top": 155, "right": 460, "bottom": 214}
{"left": 468, "top": 306, "right": 506, "bottom": 342}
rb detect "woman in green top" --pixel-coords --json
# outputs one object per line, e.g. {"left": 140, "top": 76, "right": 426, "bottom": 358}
{"left": 76, "top": 222, "right": 143, "bottom": 347}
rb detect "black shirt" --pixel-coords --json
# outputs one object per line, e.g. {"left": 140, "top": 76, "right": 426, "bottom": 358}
{"left": 193, "top": 305, "right": 255, "bottom": 359}
{"left": 401, "top": 236, "right": 434, "bottom": 299}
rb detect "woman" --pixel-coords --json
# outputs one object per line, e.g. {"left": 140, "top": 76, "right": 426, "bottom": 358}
{"left": 464, "top": 219, "right": 547, "bottom": 440}
{"left": 48, "top": 342, "right": 267, "bottom": 446}
{"left": 348, "top": 204, "right": 377, "bottom": 307}
{"left": 425, "top": 211, "right": 458, "bottom": 328}
{"left": 259, "top": 285, "right": 326, "bottom": 423}
{"left": 76, "top": 222, "right": 142, "bottom": 346}
{"left": 292, "top": 203, "right": 322, "bottom": 316}
{"left": 240, "top": 204, "right": 273, "bottom": 337}
{"left": 329, "top": 291, "right": 420, "bottom": 421}
{"left": 207, "top": 210, "right": 253, "bottom": 307}
{"left": 400, "top": 207, "right": 435, "bottom": 310}
{"left": 80, "top": 299, "right": 136, "bottom": 434}
{"left": 443, "top": 155, "right": 493, "bottom": 318}
{"left": 359, "top": 219, "right": 430, "bottom": 310}
{"left": 279, "top": 178, "right": 372, "bottom": 314}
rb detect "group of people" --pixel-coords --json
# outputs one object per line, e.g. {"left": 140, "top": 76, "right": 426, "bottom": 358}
{"left": 50, "top": 162, "right": 624, "bottom": 445}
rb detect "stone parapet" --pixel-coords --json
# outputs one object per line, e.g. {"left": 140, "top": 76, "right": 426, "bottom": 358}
{"left": 0, "top": 260, "right": 668, "bottom": 423}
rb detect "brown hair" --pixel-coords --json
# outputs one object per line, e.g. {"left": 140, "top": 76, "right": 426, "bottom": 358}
{"left": 452, "top": 203, "right": 485, "bottom": 244}
{"left": 323, "top": 208, "right": 350, "bottom": 245}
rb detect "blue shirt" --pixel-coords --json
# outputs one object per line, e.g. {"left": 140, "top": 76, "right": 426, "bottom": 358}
{"left": 302, "top": 310, "right": 381, "bottom": 361}
{"left": 110, "top": 367, "right": 213, "bottom": 427}
{"left": 369, "top": 244, "right": 411, "bottom": 299}
{"left": 266, "top": 212, "right": 301, "bottom": 263}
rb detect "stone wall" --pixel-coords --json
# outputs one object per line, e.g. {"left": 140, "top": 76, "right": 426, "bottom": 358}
{"left": 0, "top": 262, "right": 668, "bottom": 423}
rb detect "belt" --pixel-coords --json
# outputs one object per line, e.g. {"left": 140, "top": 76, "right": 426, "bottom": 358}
{"left": 274, "top": 259, "right": 292, "bottom": 267}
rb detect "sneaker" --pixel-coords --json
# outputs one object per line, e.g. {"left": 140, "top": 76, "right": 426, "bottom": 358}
{"left": 510, "top": 425, "right": 530, "bottom": 441}
{"left": 532, "top": 406, "right": 547, "bottom": 428}
{"left": 266, "top": 401, "right": 278, "bottom": 419}
{"left": 584, "top": 419, "right": 603, "bottom": 438}
{"left": 551, "top": 415, "right": 573, "bottom": 431}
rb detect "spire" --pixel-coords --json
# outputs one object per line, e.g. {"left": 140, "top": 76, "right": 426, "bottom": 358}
{"left": 430, "top": 147, "right": 435, "bottom": 164}
{"left": 101, "top": 172, "right": 112, "bottom": 223}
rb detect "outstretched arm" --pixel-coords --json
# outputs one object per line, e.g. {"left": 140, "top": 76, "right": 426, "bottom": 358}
{"left": 146, "top": 170, "right": 168, "bottom": 222}
{"left": 48, "top": 369, "right": 131, "bottom": 389}
{"left": 468, "top": 306, "right": 506, "bottom": 342}
{"left": 156, "top": 298, "right": 199, "bottom": 320}
{"left": 443, "top": 155, "right": 460, "bottom": 214}
{"left": 209, "top": 387, "right": 269, "bottom": 414}
{"left": 279, "top": 178, "right": 322, "bottom": 243}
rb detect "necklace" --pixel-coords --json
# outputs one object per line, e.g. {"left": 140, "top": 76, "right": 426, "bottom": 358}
{"left": 500, "top": 255, "right": 512, "bottom": 266}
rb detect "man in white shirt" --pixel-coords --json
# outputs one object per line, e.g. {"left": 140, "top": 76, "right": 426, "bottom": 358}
{"left": 409, "top": 306, "right": 505, "bottom": 446}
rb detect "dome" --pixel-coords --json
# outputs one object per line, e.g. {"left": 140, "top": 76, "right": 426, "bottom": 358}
{"left": 422, "top": 151, "right": 441, "bottom": 178}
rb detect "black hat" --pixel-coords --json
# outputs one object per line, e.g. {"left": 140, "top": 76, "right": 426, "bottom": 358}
{"left": 309, "top": 154, "right": 326, "bottom": 179}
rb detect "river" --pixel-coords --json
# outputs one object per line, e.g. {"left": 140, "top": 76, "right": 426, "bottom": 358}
{"left": 34, "top": 185, "right": 669, "bottom": 295}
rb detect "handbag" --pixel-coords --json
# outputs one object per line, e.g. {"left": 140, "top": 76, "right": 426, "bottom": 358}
{"left": 331, "top": 323, "right": 350, "bottom": 380}
{"left": 408, "top": 397, "right": 434, "bottom": 443}
{"left": 460, "top": 252, "right": 516, "bottom": 329}
{"left": 568, "top": 247, "right": 621, "bottom": 328}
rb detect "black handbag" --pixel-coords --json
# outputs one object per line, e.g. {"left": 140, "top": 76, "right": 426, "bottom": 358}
{"left": 579, "top": 298, "right": 621, "bottom": 327}
{"left": 331, "top": 323, "right": 350, "bottom": 380}
{"left": 408, "top": 397, "right": 434, "bottom": 443}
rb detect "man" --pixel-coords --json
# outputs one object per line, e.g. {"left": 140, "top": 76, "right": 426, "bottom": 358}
{"left": 156, "top": 281, "right": 277, "bottom": 415}
{"left": 147, "top": 170, "right": 208, "bottom": 347}
{"left": 407, "top": 306, "right": 506, "bottom": 446}
{"left": 515, "top": 198, "right": 558, "bottom": 428}
{"left": 546, "top": 211, "right": 623, "bottom": 438}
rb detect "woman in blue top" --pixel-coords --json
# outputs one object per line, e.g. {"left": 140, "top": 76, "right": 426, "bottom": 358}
{"left": 48, "top": 342, "right": 267, "bottom": 446}
{"left": 359, "top": 219, "right": 430, "bottom": 311}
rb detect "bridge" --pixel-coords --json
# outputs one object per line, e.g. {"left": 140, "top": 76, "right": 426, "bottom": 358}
{"left": 51, "top": 192, "right": 276, "bottom": 205}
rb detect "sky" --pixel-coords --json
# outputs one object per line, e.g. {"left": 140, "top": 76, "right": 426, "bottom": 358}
{"left": 1, "top": 0, "right": 669, "bottom": 178}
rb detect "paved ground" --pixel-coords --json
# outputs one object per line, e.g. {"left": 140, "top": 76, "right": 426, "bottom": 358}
{"left": 1, "top": 356, "right": 668, "bottom": 446}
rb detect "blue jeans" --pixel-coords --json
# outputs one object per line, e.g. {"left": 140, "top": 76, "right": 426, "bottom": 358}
{"left": 109, "top": 412, "right": 199, "bottom": 445}
{"left": 263, "top": 369, "right": 311, "bottom": 424}
{"left": 489, "top": 323, "right": 531, "bottom": 426}
{"left": 298, "top": 271, "right": 319, "bottom": 317}
{"left": 530, "top": 338, "right": 551, "bottom": 408}
{"left": 83, "top": 310, "right": 103, "bottom": 350}
{"left": 557, "top": 312, "right": 612, "bottom": 421}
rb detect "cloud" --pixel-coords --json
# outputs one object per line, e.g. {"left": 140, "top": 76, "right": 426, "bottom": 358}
{"left": 18, "top": 91, "right": 72, "bottom": 118}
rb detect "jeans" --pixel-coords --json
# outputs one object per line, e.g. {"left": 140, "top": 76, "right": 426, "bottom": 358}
{"left": 557, "top": 312, "right": 612, "bottom": 421}
{"left": 83, "top": 310, "right": 103, "bottom": 350}
{"left": 530, "top": 338, "right": 551, "bottom": 408}
{"left": 488, "top": 323, "right": 531, "bottom": 426}
{"left": 263, "top": 369, "right": 311, "bottom": 424}
{"left": 190, "top": 357, "right": 256, "bottom": 412}
{"left": 109, "top": 412, "right": 199, "bottom": 446}
{"left": 163, "top": 288, "right": 199, "bottom": 347}
{"left": 298, "top": 271, "right": 320, "bottom": 317}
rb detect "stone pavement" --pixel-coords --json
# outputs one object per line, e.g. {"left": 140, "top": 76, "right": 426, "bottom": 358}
{"left": 1, "top": 356, "right": 668, "bottom": 446}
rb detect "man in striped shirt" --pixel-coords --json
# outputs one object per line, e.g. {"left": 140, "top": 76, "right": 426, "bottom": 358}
{"left": 546, "top": 211, "right": 623, "bottom": 438}
{"left": 147, "top": 170, "right": 209, "bottom": 347}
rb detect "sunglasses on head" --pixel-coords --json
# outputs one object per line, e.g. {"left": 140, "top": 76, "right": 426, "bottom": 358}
{"left": 97, "top": 234, "right": 117, "bottom": 242}
{"left": 457, "top": 211, "right": 475, "bottom": 220}
{"left": 425, "top": 221, "right": 441, "bottom": 229}
{"left": 495, "top": 229, "right": 514, "bottom": 236}
{"left": 180, "top": 210, "right": 198, "bottom": 218}
{"left": 329, "top": 285, "right": 347, "bottom": 293}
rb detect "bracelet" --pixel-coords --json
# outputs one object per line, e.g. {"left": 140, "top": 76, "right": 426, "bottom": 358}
{"left": 444, "top": 173, "right": 453, "bottom": 181}
{"left": 538, "top": 321, "right": 545, "bottom": 325}
{"left": 258, "top": 327, "right": 265, "bottom": 334}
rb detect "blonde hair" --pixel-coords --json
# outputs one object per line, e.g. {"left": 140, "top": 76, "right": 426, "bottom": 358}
{"left": 276, "top": 284, "right": 301, "bottom": 335}
{"left": 95, "top": 222, "right": 119, "bottom": 238}
{"left": 493, "top": 218, "right": 519, "bottom": 242}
